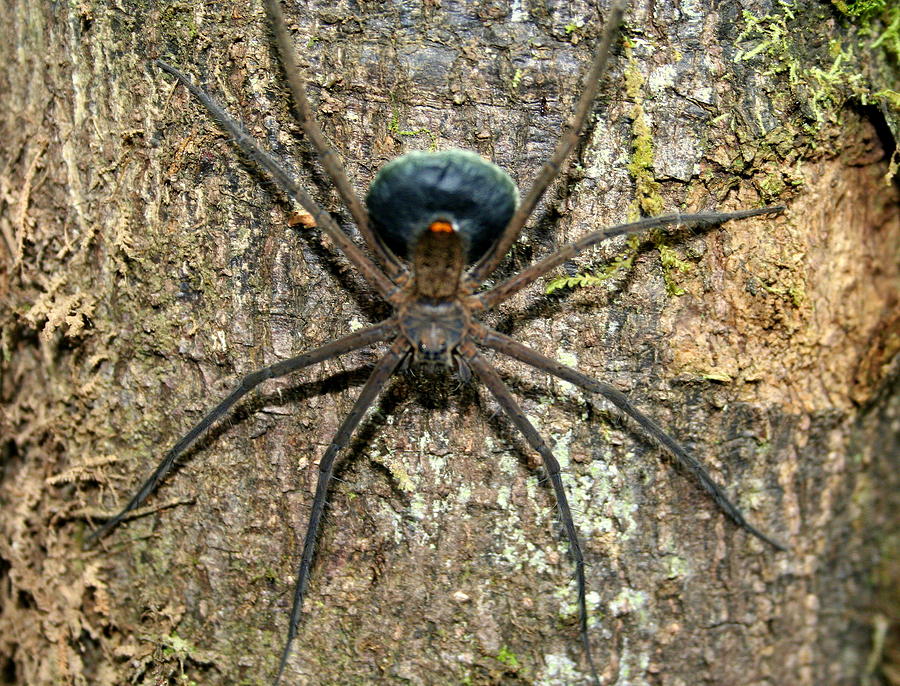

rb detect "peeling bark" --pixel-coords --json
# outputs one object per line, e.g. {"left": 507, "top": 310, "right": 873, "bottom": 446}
{"left": 1, "top": 1, "right": 898, "bottom": 685}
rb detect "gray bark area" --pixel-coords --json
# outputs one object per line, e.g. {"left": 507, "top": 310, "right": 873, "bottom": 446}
{"left": 1, "top": 0, "right": 898, "bottom": 685}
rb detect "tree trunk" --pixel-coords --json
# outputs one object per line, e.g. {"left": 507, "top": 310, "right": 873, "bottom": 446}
{"left": 1, "top": 1, "right": 897, "bottom": 685}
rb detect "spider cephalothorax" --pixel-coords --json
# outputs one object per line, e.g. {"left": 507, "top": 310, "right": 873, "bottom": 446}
{"left": 87, "top": 1, "right": 787, "bottom": 684}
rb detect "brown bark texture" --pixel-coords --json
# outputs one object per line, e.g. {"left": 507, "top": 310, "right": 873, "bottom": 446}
{"left": 1, "top": 0, "right": 898, "bottom": 685}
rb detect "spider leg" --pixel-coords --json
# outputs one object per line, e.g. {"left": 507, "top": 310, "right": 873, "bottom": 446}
{"left": 85, "top": 321, "right": 395, "bottom": 546}
{"left": 462, "top": 347, "right": 601, "bottom": 686}
{"left": 470, "top": 206, "right": 786, "bottom": 310}
{"left": 263, "top": 0, "right": 407, "bottom": 282}
{"left": 275, "top": 339, "right": 409, "bottom": 686}
{"left": 474, "top": 325, "right": 787, "bottom": 551}
{"left": 463, "top": 0, "right": 627, "bottom": 290}
{"left": 155, "top": 60, "right": 399, "bottom": 302}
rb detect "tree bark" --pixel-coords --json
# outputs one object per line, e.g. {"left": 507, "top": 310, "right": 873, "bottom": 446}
{"left": 1, "top": 1, "right": 897, "bottom": 685}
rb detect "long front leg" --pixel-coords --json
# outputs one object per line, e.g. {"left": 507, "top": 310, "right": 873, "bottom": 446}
{"left": 263, "top": 0, "right": 406, "bottom": 282}
{"left": 470, "top": 206, "right": 785, "bottom": 311}
{"left": 463, "top": 0, "right": 627, "bottom": 290}
{"left": 462, "top": 347, "right": 602, "bottom": 686}
{"left": 155, "top": 60, "right": 400, "bottom": 302}
{"left": 275, "top": 340, "right": 408, "bottom": 685}
{"left": 85, "top": 321, "right": 395, "bottom": 545}
{"left": 475, "top": 325, "right": 787, "bottom": 551}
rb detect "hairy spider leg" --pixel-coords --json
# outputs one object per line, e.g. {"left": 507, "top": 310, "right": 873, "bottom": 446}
{"left": 84, "top": 322, "right": 393, "bottom": 545}
{"left": 469, "top": 206, "right": 786, "bottom": 311}
{"left": 263, "top": 0, "right": 407, "bottom": 282}
{"left": 155, "top": 60, "right": 399, "bottom": 302}
{"left": 462, "top": 346, "right": 602, "bottom": 684}
{"left": 275, "top": 339, "right": 410, "bottom": 686}
{"left": 473, "top": 324, "right": 788, "bottom": 552}
{"left": 463, "top": 0, "right": 628, "bottom": 290}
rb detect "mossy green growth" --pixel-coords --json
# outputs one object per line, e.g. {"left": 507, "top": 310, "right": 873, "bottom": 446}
{"left": 734, "top": 1, "right": 799, "bottom": 80}
{"left": 545, "top": 235, "right": 641, "bottom": 293}
{"left": 511, "top": 67, "right": 524, "bottom": 91}
{"left": 161, "top": 632, "right": 196, "bottom": 658}
{"left": 735, "top": 2, "right": 855, "bottom": 127}
{"left": 831, "top": 0, "right": 886, "bottom": 19}
{"left": 731, "top": 0, "right": 900, "bottom": 189}
{"left": 496, "top": 645, "right": 521, "bottom": 668}
{"left": 547, "top": 41, "right": 691, "bottom": 296}
{"left": 756, "top": 275, "right": 807, "bottom": 308}
{"left": 656, "top": 242, "right": 692, "bottom": 296}
{"left": 870, "top": 6, "right": 900, "bottom": 59}
{"left": 623, "top": 43, "right": 664, "bottom": 219}
{"left": 736, "top": 1, "right": 899, "bottom": 129}
{"left": 160, "top": 632, "right": 200, "bottom": 684}
{"left": 564, "top": 20, "right": 584, "bottom": 35}
{"left": 387, "top": 96, "right": 438, "bottom": 150}
{"left": 872, "top": 89, "right": 900, "bottom": 109}
{"left": 160, "top": 3, "right": 200, "bottom": 42}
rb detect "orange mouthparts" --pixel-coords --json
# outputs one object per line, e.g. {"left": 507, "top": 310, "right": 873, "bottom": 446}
{"left": 428, "top": 220, "right": 454, "bottom": 233}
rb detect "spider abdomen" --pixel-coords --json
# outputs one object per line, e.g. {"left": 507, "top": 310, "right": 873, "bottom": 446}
{"left": 365, "top": 149, "right": 519, "bottom": 264}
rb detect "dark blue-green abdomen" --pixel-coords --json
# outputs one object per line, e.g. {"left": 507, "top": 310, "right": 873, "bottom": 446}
{"left": 365, "top": 149, "right": 519, "bottom": 264}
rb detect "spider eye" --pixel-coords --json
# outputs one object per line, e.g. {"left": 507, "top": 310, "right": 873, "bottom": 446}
{"left": 366, "top": 149, "right": 519, "bottom": 264}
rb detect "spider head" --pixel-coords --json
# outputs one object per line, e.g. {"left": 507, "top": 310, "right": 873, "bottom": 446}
{"left": 399, "top": 301, "right": 468, "bottom": 369}
{"left": 416, "top": 324, "right": 453, "bottom": 364}
{"left": 366, "top": 149, "right": 519, "bottom": 265}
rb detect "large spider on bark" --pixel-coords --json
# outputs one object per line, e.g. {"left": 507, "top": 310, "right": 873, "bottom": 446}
{"left": 87, "top": 0, "right": 787, "bottom": 683}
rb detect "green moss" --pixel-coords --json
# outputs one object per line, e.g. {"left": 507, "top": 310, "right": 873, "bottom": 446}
{"left": 496, "top": 645, "right": 520, "bottom": 668}
{"left": 728, "top": 0, "right": 899, "bottom": 191}
{"left": 160, "top": 631, "right": 202, "bottom": 683}
{"left": 736, "top": 2, "right": 899, "bottom": 126}
{"left": 623, "top": 43, "right": 665, "bottom": 218}
{"left": 161, "top": 632, "right": 196, "bottom": 657}
{"left": 388, "top": 97, "right": 438, "bottom": 150}
{"left": 755, "top": 274, "right": 807, "bottom": 308}
{"left": 832, "top": 0, "right": 886, "bottom": 19}
{"left": 546, "top": 41, "right": 695, "bottom": 295}
{"left": 159, "top": 3, "right": 201, "bottom": 48}
{"left": 545, "top": 235, "right": 641, "bottom": 293}
{"left": 735, "top": 4, "right": 859, "bottom": 128}
{"left": 511, "top": 67, "right": 524, "bottom": 91}
{"left": 656, "top": 242, "right": 691, "bottom": 296}
{"left": 734, "top": 2, "right": 799, "bottom": 80}
{"left": 870, "top": 88, "right": 900, "bottom": 113}
{"left": 870, "top": 6, "right": 900, "bottom": 59}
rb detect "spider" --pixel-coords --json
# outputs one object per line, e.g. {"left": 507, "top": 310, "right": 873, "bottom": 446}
{"left": 87, "top": 0, "right": 787, "bottom": 683}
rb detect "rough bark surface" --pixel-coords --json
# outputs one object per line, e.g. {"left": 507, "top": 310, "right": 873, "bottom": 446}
{"left": 1, "top": 1, "right": 898, "bottom": 685}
